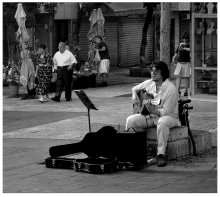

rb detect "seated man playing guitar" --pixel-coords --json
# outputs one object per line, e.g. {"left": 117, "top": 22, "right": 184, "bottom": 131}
{"left": 126, "top": 61, "right": 180, "bottom": 167}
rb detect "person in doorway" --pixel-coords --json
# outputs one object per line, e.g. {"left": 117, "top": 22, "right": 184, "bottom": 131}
{"left": 94, "top": 35, "right": 110, "bottom": 87}
{"left": 51, "top": 42, "right": 77, "bottom": 102}
{"left": 125, "top": 61, "right": 180, "bottom": 167}
{"left": 20, "top": 43, "right": 36, "bottom": 99}
{"left": 172, "top": 31, "right": 191, "bottom": 97}
{"left": 35, "top": 44, "right": 53, "bottom": 103}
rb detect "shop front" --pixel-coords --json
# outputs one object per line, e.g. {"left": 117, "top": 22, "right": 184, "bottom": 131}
{"left": 191, "top": 3, "right": 217, "bottom": 96}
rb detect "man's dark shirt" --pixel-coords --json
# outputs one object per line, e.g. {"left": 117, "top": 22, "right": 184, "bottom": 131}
{"left": 176, "top": 43, "right": 190, "bottom": 63}
{"left": 97, "top": 41, "right": 110, "bottom": 60}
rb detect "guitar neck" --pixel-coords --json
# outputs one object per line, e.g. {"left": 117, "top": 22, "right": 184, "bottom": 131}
{"left": 49, "top": 142, "right": 83, "bottom": 157}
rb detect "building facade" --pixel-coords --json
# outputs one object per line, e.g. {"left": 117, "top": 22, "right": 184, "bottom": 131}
{"left": 3, "top": 2, "right": 216, "bottom": 96}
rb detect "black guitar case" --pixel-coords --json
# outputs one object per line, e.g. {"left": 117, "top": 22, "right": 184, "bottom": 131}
{"left": 46, "top": 126, "right": 147, "bottom": 173}
{"left": 45, "top": 155, "right": 119, "bottom": 174}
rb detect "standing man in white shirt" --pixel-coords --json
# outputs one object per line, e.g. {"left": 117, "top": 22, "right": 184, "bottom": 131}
{"left": 52, "top": 42, "right": 77, "bottom": 102}
{"left": 125, "top": 61, "right": 180, "bottom": 167}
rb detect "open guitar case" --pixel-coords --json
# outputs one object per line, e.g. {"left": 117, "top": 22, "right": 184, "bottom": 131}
{"left": 45, "top": 126, "right": 147, "bottom": 174}
{"left": 45, "top": 90, "right": 147, "bottom": 174}
{"left": 45, "top": 128, "right": 147, "bottom": 174}
{"left": 45, "top": 154, "right": 119, "bottom": 174}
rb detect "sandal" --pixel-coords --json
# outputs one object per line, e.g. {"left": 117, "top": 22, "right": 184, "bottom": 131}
{"left": 39, "top": 96, "right": 44, "bottom": 103}
{"left": 44, "top": 96, "right": 50, "bottom": 102}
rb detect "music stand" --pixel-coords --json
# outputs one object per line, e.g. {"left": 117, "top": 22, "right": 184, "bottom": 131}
{"left": 74, "top": 90, "right": 98, "bottom": 133}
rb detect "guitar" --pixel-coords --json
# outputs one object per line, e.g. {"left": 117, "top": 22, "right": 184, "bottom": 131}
{"left": 133, "top": 89, "right": 161, "bottom": 115}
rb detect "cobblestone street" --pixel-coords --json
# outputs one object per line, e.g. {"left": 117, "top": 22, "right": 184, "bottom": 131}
{"left": 2, "top": 2, "right": 218, "bottom": 194}
{"left": 3, "top": 71, "right": 217, "bottom": 193}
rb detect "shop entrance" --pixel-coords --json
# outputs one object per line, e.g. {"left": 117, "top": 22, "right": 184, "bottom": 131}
{"left": 54, "top": 20, "right": 68, "bottom": 51}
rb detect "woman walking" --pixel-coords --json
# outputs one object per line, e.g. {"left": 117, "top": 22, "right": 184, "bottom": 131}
{"left": 35, "top": 44, "right": 53, "bottom": 103}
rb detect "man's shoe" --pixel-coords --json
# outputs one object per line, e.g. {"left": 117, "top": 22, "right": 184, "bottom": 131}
{"left": 157, "top": 154, "right": 167, "bottom": 167}
{"left": 184, "top": 92, "right": 188, "bottom": 96}
{"left": 51, "top": 97, "right": 60, "bottom": 102}
{"left": 21, "top": 94, "right": 36, "bottom": 100}
{"left": 21, "top": 94, "right": 29, "bottom": 100}
{"left": 66, "top": 98, "right": 72, "bottom": 102}
{"left": 99, "top": 82, "right": 107, "bottom": 87}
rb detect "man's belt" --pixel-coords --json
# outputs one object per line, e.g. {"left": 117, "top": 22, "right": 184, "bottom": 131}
{"left": 57, "top": 65, "right": 69, "bottom": 68}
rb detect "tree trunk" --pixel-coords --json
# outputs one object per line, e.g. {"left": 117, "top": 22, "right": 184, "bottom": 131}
{"left": 160, "top": 3, "right": 171, "bottom": 66}
{"left": 140, "top": 6, "right": 154, "bottom": 68}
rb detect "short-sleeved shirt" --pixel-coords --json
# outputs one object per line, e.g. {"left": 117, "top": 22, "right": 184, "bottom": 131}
{"left": 97, "top": 41, "right": 110, "bottom": 60}
{"left": 53, "top": 49, "right": 77, "bottom": 67}
{"left": 176, "top": 42, "right": 190, "bottom": 63}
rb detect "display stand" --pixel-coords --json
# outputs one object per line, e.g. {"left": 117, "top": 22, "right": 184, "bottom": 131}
{"left": 191, "top": 12, "right": 217, "bottom": 95}
{"left": 74, "top": 90, "right": 98, "bottom": 132}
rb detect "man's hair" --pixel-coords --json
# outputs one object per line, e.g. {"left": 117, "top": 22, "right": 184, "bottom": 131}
{"left": 152, "top": 61, "right": 169, "bottom": 81}
{"left": 58, "top": 42, "right": 66, "bottom": 46}
{"left": 94, "top": 35, "right": 103, "bottom": 41}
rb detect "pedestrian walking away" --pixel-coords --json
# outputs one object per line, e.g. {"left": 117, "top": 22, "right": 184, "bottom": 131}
{"left": 125, "top": 61, "right": 180, "bottom": 167}
{"left": 52, "top": 42, "right": 77, "bottom": 102}
{"left": 35, "top": 44, "right": 53, "bottom": 103}
{"left": 172, "top": 31, "right": 191, "bottom": 97}
{"left": 94, "top": 35, "right": 110, "bottom": 87}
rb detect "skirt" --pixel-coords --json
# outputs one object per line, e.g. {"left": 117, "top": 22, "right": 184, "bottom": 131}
{"left": 36, "top": 66, "right": 52, "bottom": 95}
{"left": 174, "top": 62, "right": 191, "bottom": 77}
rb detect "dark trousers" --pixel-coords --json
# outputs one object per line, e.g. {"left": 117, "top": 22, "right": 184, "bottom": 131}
{"left": 28, "top": 87, "right": 36, "bottom": 95}
{"left": 55, "top": 66, "right": 73, "bottom": 99}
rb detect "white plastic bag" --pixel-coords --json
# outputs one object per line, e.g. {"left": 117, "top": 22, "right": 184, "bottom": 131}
{"left": 94, "top": 49, "right": 101, "bottom": 63}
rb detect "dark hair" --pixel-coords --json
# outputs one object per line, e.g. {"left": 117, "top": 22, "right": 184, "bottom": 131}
{"left": 94, "top": 35, "right": 103, "bottom": 41}
{"left": 152, "top": 61, "right": 169, "bottom": 81}
{"left": 39, "top": 44, "right": 46, "bottom": 50}
{"left": 182, "top": 31, "right": 189, "bottom": 39}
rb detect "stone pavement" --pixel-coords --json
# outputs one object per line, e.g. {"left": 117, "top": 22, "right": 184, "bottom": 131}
{"left": 2, "top": 68, "right": 218, "bottom": 193}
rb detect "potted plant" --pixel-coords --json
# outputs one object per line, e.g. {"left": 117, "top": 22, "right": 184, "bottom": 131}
{"left": 5, "top": 59, "right": 21, "bottom": 96}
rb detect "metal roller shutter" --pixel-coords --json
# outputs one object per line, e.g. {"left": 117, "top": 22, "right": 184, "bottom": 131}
{"left": 78, "top": 20, "right": 90, "bottom": 61}
{"left": 79, "top": 16, "right": 153, "bottom": 67}
{"left": 180, "top": 19, "right": 191, "bottom": 40}
{"left": 78, "top": 17, "right": 118, "bottom": 67}
{"left": 119, "top": 17, "right": 153, "bottom": 67}
{"left": 104, "top": 17, "right": 119, "bottom": 67}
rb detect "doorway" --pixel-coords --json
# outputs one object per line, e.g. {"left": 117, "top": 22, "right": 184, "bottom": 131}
{"left": 54, "top": 20, "right": 68, "bottom": 51}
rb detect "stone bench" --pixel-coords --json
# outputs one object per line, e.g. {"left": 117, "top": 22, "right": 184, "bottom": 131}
{"left": 146, "top": 126, "right": 212, "bottom": 160}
